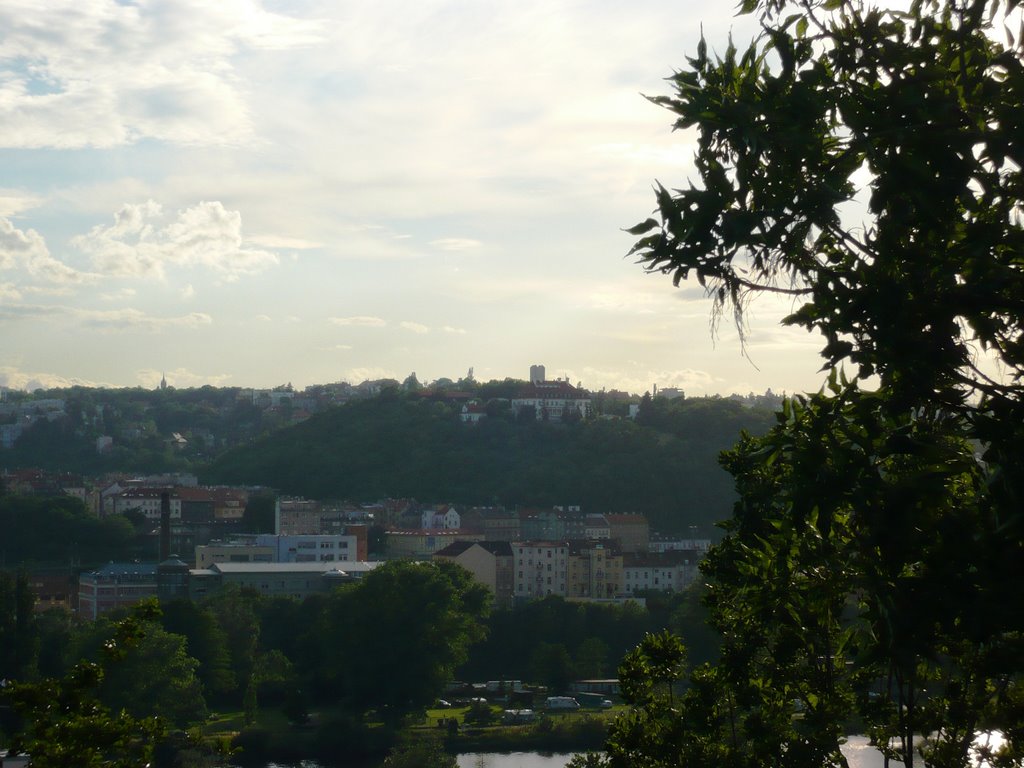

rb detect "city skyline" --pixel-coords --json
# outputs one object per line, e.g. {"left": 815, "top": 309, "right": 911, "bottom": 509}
{"left": 1, "top": 1, "right": 828, "bottom": 397}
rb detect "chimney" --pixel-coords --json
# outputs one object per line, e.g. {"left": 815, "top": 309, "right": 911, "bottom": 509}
{"left": 159, "top": 491, "right": 171, "bottom": 562}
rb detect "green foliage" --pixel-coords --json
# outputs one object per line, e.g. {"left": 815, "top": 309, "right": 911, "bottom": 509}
{"left": 3, "top": 606, "right": 165, "bottom": 768}
{"left": 460, "top": 596, "right": 656, "bottom": 684}
{"left": 382, "top": 736, "right": 456, "bottom": 768}
{"left": 611, "top": 0, "right": 1024, "bottom": 765}
{"left": 159, "top": 599, "right": 236, "bottom": 701}
{"left": 530, "top": 642, "right": 574, "bottom": 692}
{"left": 200, "top": 585, "right": 261, "bottom": 699}
{"left": 0, "top": 571, "right": 37, "bottom": 682}
{"left": 205, "top": 394, "right": 773, "bottom": 534}
{"left": 311, "top": 560, "right": 490, "bottom": 724}
{"left": 72, "top": 609, "right": 208, "bottom": 728}
{"left": 0, "top": 494, "right": 135, "bottom": 567}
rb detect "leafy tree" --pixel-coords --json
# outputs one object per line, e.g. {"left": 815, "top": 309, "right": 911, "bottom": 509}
{"left": 0, "top": 571, "right": 37, "bottom": 682}
{"left": 575, "top": 637, "right": 612, "bottom": 679}
{"left": 317, "top": 560, "right": 489, "bottom": 724}
{"left": 606, "top": 0, "right": 1024, "bottom": 765}
{"left": 159, "top": 599, "right": 235, "bottom": 702}
{"left": 73, "top": 613, "right": 207, "bottom": 728}
{"left": 382, "top": 736, "right": 456, "bottom": 768}
{"left": 530, "top": 642, "right": 575, "bottom": 693}
{"left": 201, "top": 585, "right": 261, "bottom": 699}
{"left": 3, "top": 607, "right": 165, "bottom": 768}
{"left": 239, "top": 491, "right": 277, "bottom": 534}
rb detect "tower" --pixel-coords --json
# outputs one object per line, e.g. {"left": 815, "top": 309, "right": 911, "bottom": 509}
{"left": 530, "top": 364, "right": 546, "bottom": 384}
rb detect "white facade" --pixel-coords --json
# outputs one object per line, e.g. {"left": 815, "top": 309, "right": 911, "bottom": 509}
{"left": 513, "top": 542, "right": 569, "bottom": 599}
{"left": 253, "top": 533, "right": 358, "bottom": 563}
{"left": 113, "top": 490, "right": 182, "bottom": 520}
{"left": 421, "top": 507, "right": 461, "bottom": 530}
{"left": 621, "top": 555, "right": 701, "bottom": 595}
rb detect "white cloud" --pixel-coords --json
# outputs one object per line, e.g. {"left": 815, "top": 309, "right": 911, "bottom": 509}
{"left": 399, "top": 321, "right": 429, "bottom": 334}
{"left": 0, "top": 0, "right": 322, "bottom": 149}
{"left": 329, "top": 315, "right": 387, "bottom": 327}
{"left": 0, "top": 282, "right": 22, "bottom": 300}
{"left": 73, "top": 307, "right": 213, "bottom": 332}
{"left": 136, "top": 367, "right": 233, "bottom": 389}
{"left": 579, "top": 366, "right": 718, "bottom": 396}
{"left": 345, "top": 367, "right": 396, "bottom": 383}
{"left": 0, "top": 216, "right": 48, "bottom": 271}
{"left": 0, "top": 216, "right": 91, "bottom": 284}
{"left": 0, "top": 366, "right": 114, "bottom": 391}
{"left": 246, "top": 234, "right": 323, "bottom": 250}
{"left": 0, "top": 192, "right": 43, "bottom": 218}
{"left": 442, "top": 325, "right": 467, "bottom": 335}
{"left": 430, "top": 237, "right": 481, "bottom": 251}
{"left": 72, "top": 200, "right": 278, "bottom": 280}
{"left": 99, "top": 287, "right": 137, "bottom": 301}
{"left": 181, "top": 283, "right": 195, "bottom": 299}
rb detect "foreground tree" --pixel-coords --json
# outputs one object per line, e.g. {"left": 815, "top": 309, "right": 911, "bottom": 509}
{"left": 598, "top": 0, "right": 1024, "bottom": 766}
{"left": 3, "top": 606, "right": 164, "bottom": 768}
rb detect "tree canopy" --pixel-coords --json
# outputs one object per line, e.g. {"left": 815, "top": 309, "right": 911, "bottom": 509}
{"left": 594, "top": 0, "right": 1024, "bottom": 766}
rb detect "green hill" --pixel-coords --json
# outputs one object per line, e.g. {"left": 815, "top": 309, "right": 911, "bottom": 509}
{"left": 202, "top": 392, "right": 776, "bottom": 535}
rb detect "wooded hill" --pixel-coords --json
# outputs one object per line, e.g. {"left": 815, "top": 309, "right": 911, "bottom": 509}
{"left": 202, "top": 391, "right": 776, "bottom": 535}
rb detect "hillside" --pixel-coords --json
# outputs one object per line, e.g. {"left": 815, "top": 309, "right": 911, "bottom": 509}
{"left": 202, "top": 392, "right": 776, "bottom": 535}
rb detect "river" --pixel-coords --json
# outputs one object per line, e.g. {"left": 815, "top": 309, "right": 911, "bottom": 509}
{"left": 256, "top": 733, "right": 1005, "bottom": 768}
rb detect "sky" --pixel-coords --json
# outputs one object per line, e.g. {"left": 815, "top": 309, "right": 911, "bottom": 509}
{"left": 0, "top": 0, "right": 829, "bottom": 397}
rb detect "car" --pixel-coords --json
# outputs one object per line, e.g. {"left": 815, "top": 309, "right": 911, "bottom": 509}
{"left": 436, "top": 700, "right": 452, "bottom": 708}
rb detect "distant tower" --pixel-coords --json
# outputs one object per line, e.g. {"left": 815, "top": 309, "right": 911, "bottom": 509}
{"left": 160, "top": 372, "right": 168, "bottom": 391}
{"left": 530, "top": 365, "right": 546, "bottom": 384}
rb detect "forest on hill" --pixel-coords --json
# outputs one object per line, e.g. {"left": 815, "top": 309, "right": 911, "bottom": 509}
{"left": 203, "top": 392, "right": 776, "bottom": 535}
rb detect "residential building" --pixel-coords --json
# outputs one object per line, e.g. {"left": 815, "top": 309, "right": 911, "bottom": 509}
{"left": 511, "top": 380, "right": 591, "bottom": 422}
{"left": 567, "top": 542, "right": 623, "bottom": 599}
{"left": 584, "top": 514, "right": 611, "bottom": 540}
{"left": 621, "top": 550, "right": 703, "bottom": 595}
{"left": 513, "top": 541, "right": 569, "bottom": 600}
{"left": 605, "top": 514, "right": 650, "bottom": 553}
{"left": 434, "top": 541, "right": 515, "bottom": 608}
{"left": 112, "top": 489, "right": 182, "bottom": 520}
{"left": 420, "top": 506, "right": 461, "bottom": 530}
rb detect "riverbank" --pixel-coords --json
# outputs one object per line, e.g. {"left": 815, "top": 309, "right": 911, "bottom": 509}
{"left": 217, "top": 705, "right": 611, "bottom": 767}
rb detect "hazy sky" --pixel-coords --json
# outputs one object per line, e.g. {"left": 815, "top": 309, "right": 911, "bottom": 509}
{"left": 0, "top": 0, "right": 828, "bottom": 396}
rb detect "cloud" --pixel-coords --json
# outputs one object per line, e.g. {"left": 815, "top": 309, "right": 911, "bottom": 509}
{"left": 345, "top": 367, "right": 396, "bottom": 383}
{"left": 0, "top": 1, "right": 322, "bottom": 149}
{"left": 0, "top": 366, "right": 114, "bottom": 391}
{"left": 72, "top": 200, "right": 278, "bottom": 280}
{"left": 181, "top": 284, "right": 195, "bottom": 299}
{"left": 329, "top": 315, "right": 387, "bottom": 327}
{"left": 399, "top": 321, "right": 429, "bottom": 334}
{"left": 0, "top": 282, "right": 21, "bottom": 301}
{"left": 430, "top": 237, "right": 482, "bottom": 251}
{"left": 441, "top": 325, "right": 467, "bottom": 335}
{"left": 0, "top": 193, "right": 43, "bottom": 218}
{"left": 0, "top": 301, "right": 212, "bottom": 332}
{"left": 136, "top": 367, "right": 233, "bottom": 389}
{"left": 73, "top": 307, "right": 213, "bottom": 332}
{"left": 99, "top": 287, "right": 138, "bottom": 301}
{"left": 0, "top": 218, "right": 40, "bottom": 269}
{"left": 246, "top": 234, "right": 323, "bottom": 250}
{"left": 578, "top": 366, "right": 718, "bottom": 396}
